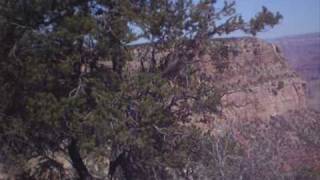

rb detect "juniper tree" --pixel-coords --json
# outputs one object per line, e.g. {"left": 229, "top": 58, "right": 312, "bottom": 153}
{"left": 0, "top": 0, "right": 282, "bottom": 179}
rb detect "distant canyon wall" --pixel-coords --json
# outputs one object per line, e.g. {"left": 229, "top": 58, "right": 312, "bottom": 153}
{"left": 272, "top": 33, "right": 320, "bottom": 111}
{"left": 195, "top": 38, "right": 307, "bottom": 123}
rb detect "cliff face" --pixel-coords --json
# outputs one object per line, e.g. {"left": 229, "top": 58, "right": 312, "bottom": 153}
{"left": 195, "top": 38, "right": 307, "bottom": 123}
{"left": 272, "top": 33, "right": 320, "bottom": 111}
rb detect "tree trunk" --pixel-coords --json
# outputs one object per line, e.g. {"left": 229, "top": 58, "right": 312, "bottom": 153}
{"left": 150, "top": 48, "right": 156, "bottom": 72}
{"left": 68, "top": 138, "right": 92, "bottom": 180}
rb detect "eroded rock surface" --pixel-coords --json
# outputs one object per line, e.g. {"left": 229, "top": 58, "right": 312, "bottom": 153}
{"left": 196, "top": 38, "right": 307, "bottom": 122}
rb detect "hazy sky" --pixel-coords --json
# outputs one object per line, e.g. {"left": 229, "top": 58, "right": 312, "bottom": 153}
{"left": 231, "top": 0, "right": 320, "bottom": 38}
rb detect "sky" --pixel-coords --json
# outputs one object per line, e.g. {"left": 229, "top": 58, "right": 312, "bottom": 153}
{"left": 230, "top": 0, "right": 320, "bottom": 39}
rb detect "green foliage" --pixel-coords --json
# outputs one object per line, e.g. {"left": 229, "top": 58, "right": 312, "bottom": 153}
{"left": 247, "top": 6, "right": 283, "bottom": 36}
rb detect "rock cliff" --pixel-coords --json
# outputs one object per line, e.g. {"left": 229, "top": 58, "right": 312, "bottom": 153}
{"left": 192, "top": 37, "right": 308, "bottom": 126}
{"left": 272, "top": 33, "right": 320, "bottom": 111}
